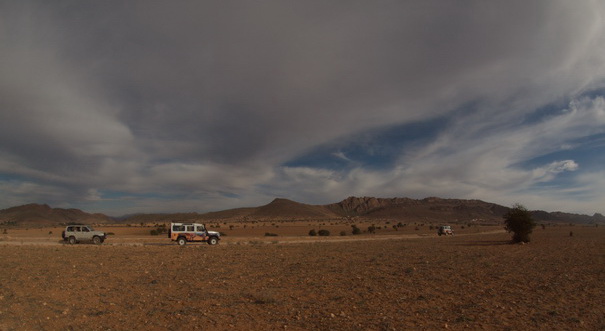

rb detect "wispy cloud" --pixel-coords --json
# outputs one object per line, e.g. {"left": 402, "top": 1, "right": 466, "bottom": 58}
{"left": 0, "top": 1, "right": 604, "bottom": 215}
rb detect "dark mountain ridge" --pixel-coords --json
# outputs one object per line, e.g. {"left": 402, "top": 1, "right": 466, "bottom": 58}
{"left": 0, "top": 203, "right": 112, "bottom": 226}
{"left": 1, "top": 197, "right": 603, "bottom": 227}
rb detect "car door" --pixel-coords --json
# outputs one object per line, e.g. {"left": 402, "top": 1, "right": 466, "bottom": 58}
{"left": 194, "top": 225, "right": 207, "bottom": 241}
{"left": 79, "top": 226, "right": 93, "bottom": 241}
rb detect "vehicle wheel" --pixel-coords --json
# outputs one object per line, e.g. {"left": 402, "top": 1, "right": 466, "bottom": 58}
{"left": 93, "top": 236, "right": 102, "bottom": 245}
{"left": 68, "top": 236, "right": 77, "bottom": 245}
{"left": 207, "top": 237, "right": 219, "bottom": 245}
{"left": 177, "top": 237, "right": 187, "bottom": 246}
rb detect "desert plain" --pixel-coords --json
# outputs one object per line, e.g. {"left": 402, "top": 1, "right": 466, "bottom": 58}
{"left": 0, "top": 223, "right": 603, "bottom": 330}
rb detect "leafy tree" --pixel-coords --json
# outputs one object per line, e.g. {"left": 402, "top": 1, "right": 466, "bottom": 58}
{"left": 504, "top": 204, "right": 536, "bottom": 243}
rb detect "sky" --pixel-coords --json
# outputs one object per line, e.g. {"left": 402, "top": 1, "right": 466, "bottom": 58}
{"left": 1, "top": 1, "right": 605, "bottom": 216}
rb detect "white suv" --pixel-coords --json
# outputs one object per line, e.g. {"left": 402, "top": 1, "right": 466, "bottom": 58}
{"left": 62, "top": 225, "right": 107, "bottom": 244}
{"left": 169, "top": 222, "right": 220, "bottom": 246}
{"left": 437, "top": 225, "right": 454, "bottom": 236}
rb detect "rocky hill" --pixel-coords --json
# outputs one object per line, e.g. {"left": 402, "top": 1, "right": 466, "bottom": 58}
{"left": 324, "top": 196, "right": 511, "bottom": 222}
{"left": 0, "top": 204, "right": 112, "bottom": 227}
{"left": 2, "top": 198, "right": 603, "bottom": 226}
{"left": 191, "top": 196, "right": 602, "bottom": 224}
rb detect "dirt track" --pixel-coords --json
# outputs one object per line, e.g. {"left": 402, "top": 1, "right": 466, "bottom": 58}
{"left": 1, "top": 226, "right": 603, "bottom": 330}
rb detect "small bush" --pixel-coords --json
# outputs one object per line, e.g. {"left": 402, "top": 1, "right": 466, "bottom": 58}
{"left": 351, "top": 226, "right": 361, "bottom": 235}
{"left": 340, "top": 231, "right": 346, "bottom": 236}
{"left": 367, "top": 225, "right": 376, "bottom": 234}
{"left": 150, "top": 229, "right": 159, "bottom": 236}
{"left": 504, "top": 203, "right": 536, "bottom": 243}
{"left": 318, "top": 229, "right": 330, "bottom": 236}
{"left": 265, "top": 232, "right": 278, "bottom": 237}
{"left": 308, "top": 229, "right": 317, "bottom": 236}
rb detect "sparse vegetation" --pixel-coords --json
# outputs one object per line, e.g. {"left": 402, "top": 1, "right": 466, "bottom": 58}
{"left": 504, "top": 203, "right": 536, "bottom": 243}
{"left": 149, "top": 224, "right": 168, "bottom": 236}
{"left": 351, "top": 225, "right": 361, "bottom": 235}
{"left": 265, "top": 233, "right": 278, "bottom": 237}
{"left": 340, "top": 231, "right": 346, "bottom": 236}
{"left": 308, "top": 229, "right": 317, "bottom": 236}
{"left": 318, "top": 229, "right": 330, "bottom": 236}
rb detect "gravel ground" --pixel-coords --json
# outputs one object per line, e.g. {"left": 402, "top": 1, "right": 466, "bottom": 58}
{"left": 0, "top": 226, "right": 603, "bottom": 330}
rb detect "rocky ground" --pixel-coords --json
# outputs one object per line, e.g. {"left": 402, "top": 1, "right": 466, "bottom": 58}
{"left": 0, "top": 225, "right": 603, "bottom": 330}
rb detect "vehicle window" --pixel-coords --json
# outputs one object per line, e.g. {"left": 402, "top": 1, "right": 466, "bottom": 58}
{"left": 83, "top": 227, "right": 90, "bottom": 232}
{"left": 74, "top": 227, "right": 81, "bottom": 232}
{"left": 67, "top": 226, "right": 74, "bottom": 232}
{"left": 172, "top": 225, "right": 185, "bottom": 232}
{"left": 195, "top": 225, "right": 205, "bottom": 232}
{"left": 186, "top": 225, "right": 194, "bottom": 232}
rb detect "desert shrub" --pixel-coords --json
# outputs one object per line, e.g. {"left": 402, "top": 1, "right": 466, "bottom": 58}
{"left": 352, "top": 226, "right": 361, "bottom": 235}
{"left": 150, "top": 229, "right": 159, "bottom": 236}
{"left": 340, "top": 231, "right": 346, "bottom": 236}
{"left": 220, "top": 232, "right": 227, "bottom": 236}
{"left": 318, "top": 229, "right": 330, "bottom": 236}
{"left": 504, "top": 203, "right": 536, "bottom": 243}
{"left": 308, "top": 229, "right": 317, "bottom": 236}
{"left": 541, "top": 224, "right": 546, "bottom": 230}
{"left": 265, "top": 232, "right": 278, "bottom": 237}
{"left": 229, "top": 225, "right": 234, "bottom": 230}
{"left": 367, "top": 225, "right": 376, "bottom": 234}
{"left": 429, "top": 225, "right": 434, "bottom": 230}
{"left": 48, "top": 231, "right": 53, "bottom": 235}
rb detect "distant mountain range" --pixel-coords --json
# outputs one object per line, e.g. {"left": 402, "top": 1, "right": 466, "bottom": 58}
{"left": 0, "top": 203, "right": 112, "bottom": 226}
{"left": 1, "top": 197, "right": 604, "bottom": 227}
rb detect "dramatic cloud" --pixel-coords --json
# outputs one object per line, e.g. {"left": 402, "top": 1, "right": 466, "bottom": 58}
{"left": 1, "top": 1, "right": 604, "bottom": 215}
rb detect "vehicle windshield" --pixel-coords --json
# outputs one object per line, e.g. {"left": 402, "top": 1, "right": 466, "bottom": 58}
{"left": 86, "top": 226, "right": 94, "bottom": 231}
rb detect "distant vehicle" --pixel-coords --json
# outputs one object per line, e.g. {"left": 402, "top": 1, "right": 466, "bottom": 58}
{"left": 169, "top": 222, "right": 220, "bottom": 246}
{"left": 62, "top": 225, "right": 107, "bottom": 245}
{"left": 437, "top": 225, "right": 454, "bottom": 236}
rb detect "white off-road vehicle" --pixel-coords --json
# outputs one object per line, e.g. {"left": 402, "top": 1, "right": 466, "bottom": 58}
{"left": 169, "top": 222, "right": 220, "bottom": 246}
{"left": 437, "top": 225, "right": 454, "bottom": 236}
{"left": 62, "top": 225, "right": 107, "bottom": 244}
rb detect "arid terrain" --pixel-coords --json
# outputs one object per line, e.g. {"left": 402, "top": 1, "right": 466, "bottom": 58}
{"left": 0, "top": 224, "right": 603, "bottom": 330}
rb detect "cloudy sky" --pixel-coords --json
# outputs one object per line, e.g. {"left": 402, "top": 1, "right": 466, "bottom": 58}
{"left": 1, "top": 1, "right": 604, "bottom": 216}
